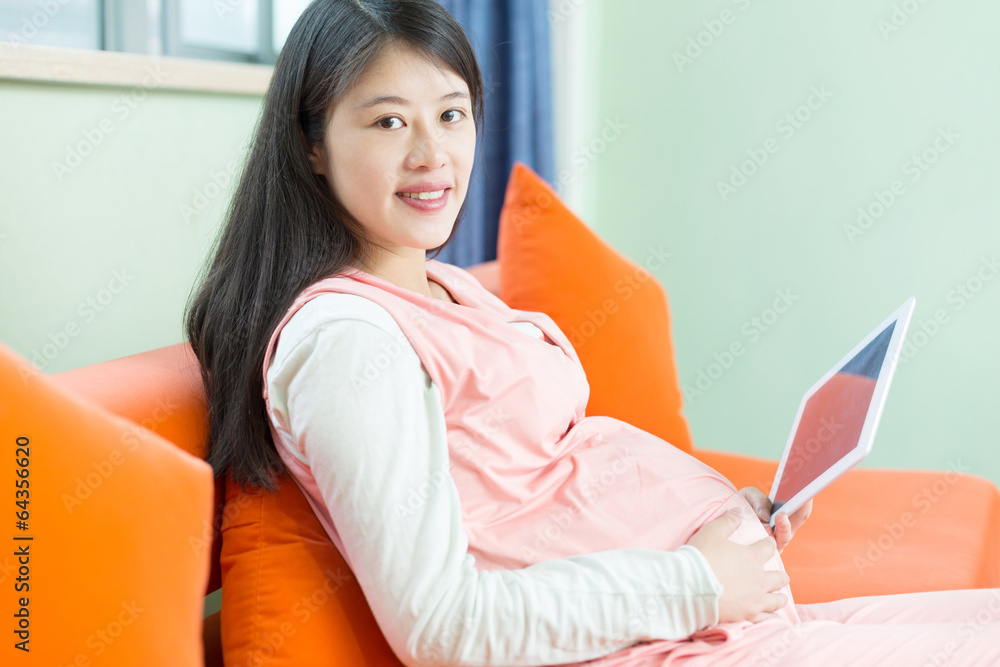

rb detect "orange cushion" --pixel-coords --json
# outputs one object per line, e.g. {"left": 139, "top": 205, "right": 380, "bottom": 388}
{"left": 497, "top": 162, "right": 694, "bottom": 453}
{"left": 0, "top": 340, "right": 213, "bottom": 665}
{"left": 220, "top": 474, "right": 404, "bottom": 666}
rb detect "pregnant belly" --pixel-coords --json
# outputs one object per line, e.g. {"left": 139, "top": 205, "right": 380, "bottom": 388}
{"left": 454, "top": 416, "right": 795, "bottom": 615}
{"left": 448, "top": 414, "right": 800, "bottom": 661}
{"left": 458, "top": 416, "right": 746, "bottom": 562}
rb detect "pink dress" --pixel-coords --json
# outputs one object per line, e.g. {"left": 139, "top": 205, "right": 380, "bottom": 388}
{"left": 262, "top": 259, "right": 1000, "bottom": 666}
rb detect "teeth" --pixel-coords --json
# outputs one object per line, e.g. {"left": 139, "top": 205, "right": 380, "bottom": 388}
{"left": 400, "top": 190, "right": 445, "bottom": 200}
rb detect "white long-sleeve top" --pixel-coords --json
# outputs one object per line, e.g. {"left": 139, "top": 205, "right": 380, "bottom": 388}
{"left": 265, "top": 292, "right": 724, "bottom": 667}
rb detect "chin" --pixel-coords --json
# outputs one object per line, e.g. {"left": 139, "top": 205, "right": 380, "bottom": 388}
{"left": 422, "top": 224, "right": 459, "bottom": 249}
{"left": 387, "top": 208, "right": 459, "bottom": 249}
{"left": 423, "top": 237, "right": 454, "bottom": 252}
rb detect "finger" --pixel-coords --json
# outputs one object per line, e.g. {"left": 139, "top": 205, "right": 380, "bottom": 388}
{"left": 751, "top": 536, "right": 778, "bottom": 561}
{"left": 790, "top": 499, "right": 813, "bottom": 531}
{"left": 748, "top": 611, "right": 781, "bottom": 624}
{"left": 712, "top": 508, "right": 744, "bottom": 538}
{"left": 740, "top": 488, "right": 771, "bottom": 522}
{"left": 773, "top": 514, "right": 792, "bottom": 553}
{"left": 763, "top": 570, "right": 790, "bottom": 593}
{"left": 689, "top": 509, "right": 742, "bottom": 547}
{"left": 760, "top": 592, "right": 789, "bottom": 614}
{"left": 752, "top": 501, "right": 771, "bottom": 523}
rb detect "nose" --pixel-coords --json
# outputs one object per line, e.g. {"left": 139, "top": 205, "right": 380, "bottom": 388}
{"left": 404, "top": 121, "right": 447, "bottom": 170}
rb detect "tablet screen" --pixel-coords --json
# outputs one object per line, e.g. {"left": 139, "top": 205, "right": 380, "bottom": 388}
{"left": 771, "top": 322, "right": 896, "bottom": 509}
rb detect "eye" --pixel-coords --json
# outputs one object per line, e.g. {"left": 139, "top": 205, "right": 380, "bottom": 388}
{"left": 376, "top": 116, "right": 403, "bottom": 130}
{"left": 442, "top": 109, "right": 466, "bottom": 123}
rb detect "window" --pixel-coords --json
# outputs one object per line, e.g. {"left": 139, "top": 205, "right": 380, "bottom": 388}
{"left": 0, "top": 0, "right": 101, "bottom": 50}
{"left": 0, "top": 0, "right": 311, "bottom": 64}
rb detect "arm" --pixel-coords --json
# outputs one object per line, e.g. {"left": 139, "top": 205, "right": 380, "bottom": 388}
{"left": 267, "top": 295, "right": 724, "bottom": 667}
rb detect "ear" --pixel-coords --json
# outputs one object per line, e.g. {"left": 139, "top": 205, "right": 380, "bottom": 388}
{"left": 300, "top": 126, "right": 327, "bottom": 176}
{"left": 306, "top": 144, "right": 326, "bottom": 176}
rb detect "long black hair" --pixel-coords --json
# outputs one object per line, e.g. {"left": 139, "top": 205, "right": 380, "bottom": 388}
{"left": 184, "top": 0, "right": 485, "bottom": 494}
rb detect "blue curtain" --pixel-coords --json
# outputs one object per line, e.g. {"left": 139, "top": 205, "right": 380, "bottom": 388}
{"left": 432, "top": 0, "right": 554, "bottom": 268}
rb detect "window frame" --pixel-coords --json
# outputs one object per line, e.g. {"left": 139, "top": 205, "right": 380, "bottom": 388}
{"left": 0, "top": 41, "right": 272, "bottom": 95}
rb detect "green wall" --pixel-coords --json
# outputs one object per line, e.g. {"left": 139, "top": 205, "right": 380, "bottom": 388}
{"left": 587, "top": 1, "right": 1000, "bottom": 487}
{"left": 3, "top": 0, "right": 999, "bottom": 497}
{"left": 0, "top": 79, "right": 261, "bottom": 372}
{"left": 0, "top": 77, "right": 261, "bottom": 618}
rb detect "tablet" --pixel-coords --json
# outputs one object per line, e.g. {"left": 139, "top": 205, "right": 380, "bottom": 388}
{"left": 767, "top": 297, "right": 916, "bottom": 527}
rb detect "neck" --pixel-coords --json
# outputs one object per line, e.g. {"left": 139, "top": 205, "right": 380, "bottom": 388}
{"left": 356, "top": 249, "right": 435, "bottom": 298}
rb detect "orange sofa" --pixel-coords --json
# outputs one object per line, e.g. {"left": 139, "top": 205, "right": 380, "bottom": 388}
{"left": 8, "top": 161, "right": 999, "bottom": 665}
{"left": 1, "top": 257, "right": 986, "bottom": 666}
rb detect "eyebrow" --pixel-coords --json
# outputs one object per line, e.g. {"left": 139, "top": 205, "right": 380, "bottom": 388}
{"left": 354, "top": 91, "right": 471, "bottom": 111}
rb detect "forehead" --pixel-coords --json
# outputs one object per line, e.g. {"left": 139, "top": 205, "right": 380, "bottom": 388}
{"left": 343, "top": 43, "right": 469, "bottom": 104}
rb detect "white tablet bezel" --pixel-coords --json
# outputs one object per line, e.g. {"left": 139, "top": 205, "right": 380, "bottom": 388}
{"left": 767, "top": 297, "right": 916, "bottom": 527}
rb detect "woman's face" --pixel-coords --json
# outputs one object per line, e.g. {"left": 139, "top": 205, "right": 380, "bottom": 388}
{"left": 309, "top": 43, "right": 477, "bottom": 260}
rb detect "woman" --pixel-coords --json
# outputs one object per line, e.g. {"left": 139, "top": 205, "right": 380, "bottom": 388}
{"left": 185, "top": 1, "right": 1000, "bottom": 665}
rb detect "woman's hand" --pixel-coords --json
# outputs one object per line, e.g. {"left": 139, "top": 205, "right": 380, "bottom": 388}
{"left": 738, "top": 487, "right": 813, "bottom": 554}
{"left": 686, "top": 509, "right": 789, "bottom": 624}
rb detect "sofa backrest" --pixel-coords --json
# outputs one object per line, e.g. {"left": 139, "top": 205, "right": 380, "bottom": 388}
{"left": 50, "top": 342, "right": 210, "bottom": 459}
{"left": 49, "top": 342, "right": 225, "bottom": 595}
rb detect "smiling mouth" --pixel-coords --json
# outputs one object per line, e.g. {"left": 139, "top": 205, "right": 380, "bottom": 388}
{"left": 396, "top": 189, "right": 448, "bottom": 200}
